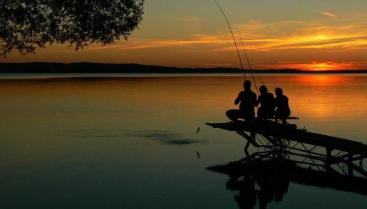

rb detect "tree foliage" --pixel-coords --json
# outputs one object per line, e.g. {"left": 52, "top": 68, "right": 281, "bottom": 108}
{"left": 0, "top": 0, "right": 144, "bottom": 56}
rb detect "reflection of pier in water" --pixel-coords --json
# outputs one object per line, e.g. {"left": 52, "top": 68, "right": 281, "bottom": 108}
{"left": 206, "top": 120, "right": 367, "bottom": 209}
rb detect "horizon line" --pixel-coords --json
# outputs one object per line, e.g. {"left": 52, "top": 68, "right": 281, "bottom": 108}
{"left": 0, "top": 62, "right": 367, "bottom": 73}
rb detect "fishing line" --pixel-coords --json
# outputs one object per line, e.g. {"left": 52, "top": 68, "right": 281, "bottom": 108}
{"left": 237, "top": 33, "right": 265, "bottom": 87}
{"left": 237, "top": 32, "right": 260, "bottom": 94}
{"left": 213, "top": 0, "right": 247, "bottom": 79}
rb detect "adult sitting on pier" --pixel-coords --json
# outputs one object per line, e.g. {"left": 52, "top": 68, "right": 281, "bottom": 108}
{"left": 256, "top": 85, "right": 275, "bottom": 119}
{"left": 274, "top": 87, "right": 291, "bottom": 124}
{"left": 226, "top": 80, "right": 257, "bottom": 121}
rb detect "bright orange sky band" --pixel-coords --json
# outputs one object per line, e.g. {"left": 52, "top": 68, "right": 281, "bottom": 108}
{"left": 1, "top": 0, "right": 367, "bottom": 70}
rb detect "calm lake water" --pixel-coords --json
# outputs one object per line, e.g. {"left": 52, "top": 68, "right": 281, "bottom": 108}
{"left": 1, "top": 75, "right": 367, "bottom": 209}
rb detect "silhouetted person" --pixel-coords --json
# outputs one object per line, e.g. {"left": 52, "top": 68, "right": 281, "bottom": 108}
{"left": 274, "top": 88, "right": 291, "bottom": 124}
{"left": 226, "top": 80, "right": 257, "bottom": 121}
{"left": 256, "top": 85, "right": 275, "bottom": 119}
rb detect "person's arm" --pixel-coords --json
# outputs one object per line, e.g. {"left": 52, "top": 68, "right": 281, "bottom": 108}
{"left": 274, "top": 97, "right": 279, "bottom": 108}
{"left": 255, "top": 96, "right": 260, "bottom": 107}
{"left": 234, "top": 92, "right": 242, "bottom": 105}
{"left": 285, "top": 96, "right": 290, "bottom": 107}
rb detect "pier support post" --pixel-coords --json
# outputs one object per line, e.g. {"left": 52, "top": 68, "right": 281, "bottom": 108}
{"left": 326, "top": 148, "right": 332, "bottom": 172}
{"left": 348, "top": 153, "right": 354, "bottom": 176}
{"left": 244, "top": 141, "right": 250, "bottom": 156}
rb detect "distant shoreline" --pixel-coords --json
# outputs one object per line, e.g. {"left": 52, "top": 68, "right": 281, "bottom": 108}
{"left": 0, "top": 62, "right": 367, "bottom": 74}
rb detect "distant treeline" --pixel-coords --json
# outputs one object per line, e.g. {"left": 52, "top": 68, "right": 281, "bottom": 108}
{"left": 0, "top": 63, "right": 366, "bottom": 74}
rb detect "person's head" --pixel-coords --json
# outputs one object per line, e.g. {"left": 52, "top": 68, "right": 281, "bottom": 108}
{"left": 259, "top": 85, "right": 268, "bottom": 94}
{"left": 275, "top": 87, "right": 283, "bottom": 96}
{"left": 243, "top": 80, "right": 251, "bottom": 90}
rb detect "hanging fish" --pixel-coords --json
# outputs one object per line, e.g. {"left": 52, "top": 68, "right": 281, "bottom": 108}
{"left": 196, "top": 151, "right": 201, "bottom": 159}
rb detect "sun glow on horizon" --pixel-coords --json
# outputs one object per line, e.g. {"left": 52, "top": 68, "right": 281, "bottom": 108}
{"left": 279, "top": 62, "right": 358, "bottom": 71}
{"left": 308, "top": 62, "right": 340, "bottom": 71}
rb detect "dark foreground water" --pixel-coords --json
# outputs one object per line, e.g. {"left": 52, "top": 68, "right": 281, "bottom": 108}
{"left": 1, "top": 75, "right": 367, "bottom": 209}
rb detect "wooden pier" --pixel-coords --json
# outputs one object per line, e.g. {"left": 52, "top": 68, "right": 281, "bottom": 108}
{"left": 207, "top": 120, "right": 367, "bottom": 178}
{"left": 208, "top": 155, "right": 367, "bottom": 196}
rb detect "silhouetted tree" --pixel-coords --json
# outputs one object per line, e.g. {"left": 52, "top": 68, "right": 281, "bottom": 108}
{"left": 0, "top": 0, "right": 144, "bottom": 56}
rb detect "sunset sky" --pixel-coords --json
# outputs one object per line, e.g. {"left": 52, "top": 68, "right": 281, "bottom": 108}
{"left": 2, "top": 0, "right": 367, "bottom": 70}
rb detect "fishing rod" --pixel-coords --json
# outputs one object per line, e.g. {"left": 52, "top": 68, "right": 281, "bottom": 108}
{"left": 213, "top": 0, "right": 247, "bottom": 79}
{"left": 237, "top": 33, "right": 259, "bottom": 94}
{"left": 237, "top": 32, "right": 264, "bottom": 91}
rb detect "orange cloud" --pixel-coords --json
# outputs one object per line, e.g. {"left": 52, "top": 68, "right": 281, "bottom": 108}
{"left": 3, "top": 11, "right": 367, "bottom": 70}
{"left": 318, "top": 11, "right": 338, "bottom": 18}
{"left": 85, "top": 15, "right": 367, "bottom": 53}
